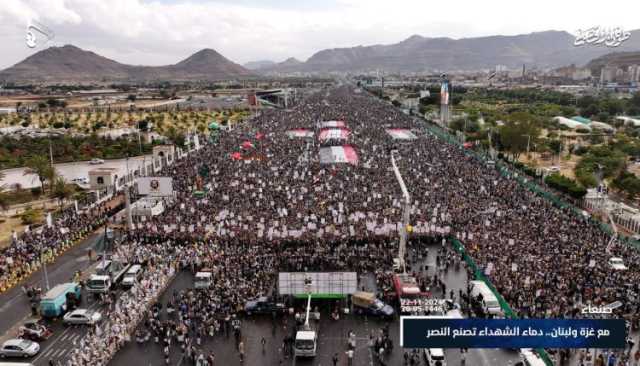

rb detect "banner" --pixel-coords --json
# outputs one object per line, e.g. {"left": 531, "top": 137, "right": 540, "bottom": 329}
{"left": 137, "top": 177, "right": 174, "bottom": 196}
{"left": 400, "top": 318, "right": 625, "bottom": 349}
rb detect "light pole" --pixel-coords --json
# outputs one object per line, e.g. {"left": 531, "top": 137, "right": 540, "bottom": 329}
{"left": 391, "top": 150, "right": 411, "bottom": 274}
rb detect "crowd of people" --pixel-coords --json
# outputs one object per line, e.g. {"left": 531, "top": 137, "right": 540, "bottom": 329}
{"left": 149, "top": 86, "right": 639, "bottom": 323}
{"left": 9, "top": 85, "right": 640, "bottom": 365}
{"left": 67, "top": 240, "right": 176, "bottom": 366}
{"left": 0, "top": 195, "right": 125, "bottom": 293}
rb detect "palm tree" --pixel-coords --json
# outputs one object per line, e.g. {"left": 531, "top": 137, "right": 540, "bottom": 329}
{"left": 51, "top": 177, "right": 73, "bottom": 207}
{"left": 24, "top": 155, "right": 55, "bottom": 193}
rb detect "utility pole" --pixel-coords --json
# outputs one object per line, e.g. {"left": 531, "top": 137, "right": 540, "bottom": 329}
{"left": 391, "top": 151, "right": 411, "bottom": 274}
{"left": 42, "top": 137, "right": 54, "bottom": 291}
{"left": 124, "top": 157, "right": 133, "bottom": 231}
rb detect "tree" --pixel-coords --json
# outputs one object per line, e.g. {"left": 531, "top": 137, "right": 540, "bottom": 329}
{"left": 127, "top": 94, "right": 137, "bottom": 102}
{"left": 498, "top": 112, "right": 540, "bottom": 158}
{"left": 612, "top": 170, "right": 640, "bottom": 200}
{"left": 51, "top": 177, "right": 73, "bottom": 206}
{"left": 24, "top": 155, "right": 55, "bottom": 193}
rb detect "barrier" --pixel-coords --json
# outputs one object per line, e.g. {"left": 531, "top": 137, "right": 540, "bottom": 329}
{"left": 450, "top": 237, "right": 554, "bottom": 366}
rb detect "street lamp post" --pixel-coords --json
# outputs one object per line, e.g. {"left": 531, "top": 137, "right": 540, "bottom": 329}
{"left": 391, "top": 151, "right": 411, "bottom": 274}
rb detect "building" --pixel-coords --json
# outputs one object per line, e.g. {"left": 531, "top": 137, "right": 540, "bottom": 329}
{"left": 89, "top": 168, "right": 118, "bottom": 191}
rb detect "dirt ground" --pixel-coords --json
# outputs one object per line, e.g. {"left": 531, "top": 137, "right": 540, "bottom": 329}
{"left": 519, "top": 153, "right": 580, "bottom": 180}
{"left": 0, "top": 216, "right": 26, "bottom": 249}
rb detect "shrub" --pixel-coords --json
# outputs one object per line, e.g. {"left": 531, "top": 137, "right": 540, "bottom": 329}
{"left": 30, "top": 187, "right": 42, "bottom": 197}
{"left": 544, "top": 173, "right": 587, "bottom": 199}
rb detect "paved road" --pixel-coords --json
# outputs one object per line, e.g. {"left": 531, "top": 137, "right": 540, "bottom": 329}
{"left": 0, "top": 155, "right": 153, "bottom": 189}
{"left": 0, "top": 232, "right": 104, "bottom": 340}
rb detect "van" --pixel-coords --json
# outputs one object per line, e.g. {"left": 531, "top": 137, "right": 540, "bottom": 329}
{"left": 86, "top": 275, "right": 112, "bottom": 294}
{"left": 121, "top": 265, "right": 142, "bottom": 289}
{"left": 424, "top": 348, "right": 446, "bottom": 366}
{"left": 294, "top": 330, "right": 317, "bottom": 357}
{"left": 194, "top": 272, "right": 213, "bottom": 289}
{"left": 40, "top": 283, "right": 81, "bottom": 318}
{"left": 469, "top": 280, "right": 502, "bottom": 316}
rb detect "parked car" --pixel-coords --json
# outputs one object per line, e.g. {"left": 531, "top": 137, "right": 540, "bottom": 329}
{"left": 18, "top": 320, "right": 52, "bottom": 342}
{"left": 71, "top": 177, "right": 89, "bottom": 185}
{"left": 244, "top": 297, "right": 286, "bottom": 315}
{"left": 89, "top": 158, "right": 105, "bottom": 165}
{"left": 63, "top": 309, "right": 102, "bottom": 325}
{"left": 0, "top": 339, "right": 40, "bottom": 358}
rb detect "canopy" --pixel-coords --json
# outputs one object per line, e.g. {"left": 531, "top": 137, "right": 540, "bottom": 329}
{"left": 209, "top": 122, "right": 220, "bottom": 130}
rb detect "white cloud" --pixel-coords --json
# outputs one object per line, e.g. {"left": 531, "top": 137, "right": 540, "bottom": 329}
{"left": 0, "top": 0, "right": 638, "bottom": 70}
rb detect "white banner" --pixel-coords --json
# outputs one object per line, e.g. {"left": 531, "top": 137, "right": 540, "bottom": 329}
{"left": 137, "top": 177, "right": 174, "bottom": 196}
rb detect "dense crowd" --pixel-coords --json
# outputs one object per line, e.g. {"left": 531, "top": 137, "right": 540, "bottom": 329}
{"left": 142, "top": 86, "right": 640, "bottom": 323}
{"left": 10, "top": 85, "right": 640, "bottom": 365}
{"left": 0, "top": 196, "right": 125, "bottom": 292}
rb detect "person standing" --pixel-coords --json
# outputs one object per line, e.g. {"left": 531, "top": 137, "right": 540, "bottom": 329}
{"left": 346, "top": 349, "right": 354, "bottom": 366}
{"left": 332, "top": 352, "right": 339, "bottom": 366}
{"left": 239, "top": 341, "right": 245, "bottom": 363}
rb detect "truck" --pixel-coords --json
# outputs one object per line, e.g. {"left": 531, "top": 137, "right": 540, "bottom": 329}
{"left": 351, "top": 292, "right": 394, "bottom": 318}
{"left": 244, "top": 296, "right": 286, "bottom": 315}
{"left": 39, "top": 282, "right": 81, "bottom": 318}
{"left": 469, "top": 280, "right": 502, "bottom": 317}
{"left": 194, "top": 271, "right": 213, "bottom": 289}
{"left": 86, "top": 260, "right": 130, "bottom": 294}
{"left": 294, "top": 294, "right": 317, "bottom": 358}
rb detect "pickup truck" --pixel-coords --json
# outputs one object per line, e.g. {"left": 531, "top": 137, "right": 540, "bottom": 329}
{"left": 244, "top": 296, "right": 286, "bottom": 315}
{"left": 352, "top": 291, "right": 395, "bottom": 318}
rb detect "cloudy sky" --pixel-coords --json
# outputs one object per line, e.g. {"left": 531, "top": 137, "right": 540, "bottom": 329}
{"left": 1, "top": 0, "right": 638, "bottom": 69}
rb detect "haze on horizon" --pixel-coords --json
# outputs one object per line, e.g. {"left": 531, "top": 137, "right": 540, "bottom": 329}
{"left": 0, "top": 0, "right": 638, "bottom": 70}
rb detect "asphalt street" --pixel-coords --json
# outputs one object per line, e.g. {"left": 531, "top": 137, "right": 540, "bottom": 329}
{"left": 0, "top": 232, "right": 105, "bottom": 340}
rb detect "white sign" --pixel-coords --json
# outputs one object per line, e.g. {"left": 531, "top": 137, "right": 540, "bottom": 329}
{"left": 278, "top": 272, "right": 357, "bottom": 295}
{"left": 137, "top": 177, "right": 174, "bottom": 196}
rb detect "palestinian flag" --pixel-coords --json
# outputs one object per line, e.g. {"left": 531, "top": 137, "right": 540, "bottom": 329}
{"left": 318, "top": 128, "right": 350, "bottom": 141}
{"left": 319, "top": 145, "right": 358, "bottom": 165}
{"left": 386, "top": 129, "right": 417, "bottom": 140}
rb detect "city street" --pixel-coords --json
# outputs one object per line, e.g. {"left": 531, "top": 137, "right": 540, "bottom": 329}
{"left": 0, "top": 232, "right": 105, "bottom": 340}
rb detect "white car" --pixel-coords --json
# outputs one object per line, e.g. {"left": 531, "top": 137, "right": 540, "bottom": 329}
{"left": 0, "top": 339, "right": 40, "bottom": 358}
{"left": 609, "top": 257, "right": 628, "bottom": 271}
{"left": 63, "top": 309, "right": 102, "bottom": 325}
{"left": 424, "top": 348, "right": 446, "bottom": 366}
{"left": 72, "top": 177, "right": 89, "bottom": 185}
{"left": 89, "top": 158, "right": 105, "bottom": 165}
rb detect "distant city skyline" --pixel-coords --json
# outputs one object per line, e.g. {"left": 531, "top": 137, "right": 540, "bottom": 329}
{"left": 1, "top": 0, "right": 639, "bottom": 70}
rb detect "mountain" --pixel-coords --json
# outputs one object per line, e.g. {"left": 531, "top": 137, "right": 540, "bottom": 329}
{"left": 243, "top": 60, "right": 276, "bottom": 70}
{"left": 586, "top": 51, "right": 640, "bottom": 75}
{"left": 258, "top": 57, "right": 304, "bottom": 74}
{"left": 268, "top": 30, "right": 640, "bottom": 73}
{"left": 0, "top": 45, "right": 252, "bottom": 84}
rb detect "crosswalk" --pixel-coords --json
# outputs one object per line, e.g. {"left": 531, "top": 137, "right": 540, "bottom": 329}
{"left": 36, "top": 332, "right": 84, "bottom": 364}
